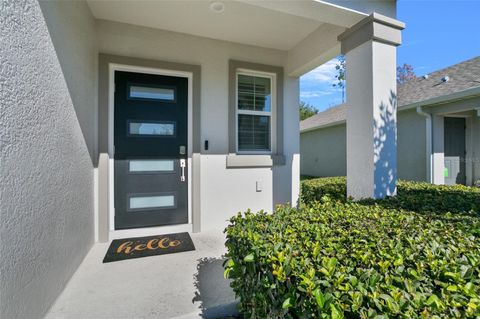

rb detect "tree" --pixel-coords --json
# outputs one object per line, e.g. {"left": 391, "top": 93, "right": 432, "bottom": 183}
{"left": 333, "top": 55, "right": 346, "bottom": 103}
{"left": 299, "top": 101, "right": 318, "bottom": 120}
{"left": 397, "top": 63, "right": 416, "bottom": 84}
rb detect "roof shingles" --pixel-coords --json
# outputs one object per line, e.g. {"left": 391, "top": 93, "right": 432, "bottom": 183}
{"left": 301, "top": 56, "right": 480, "bottom": 132}
{"left": 398, "top": 56, "right": 480, "bottom": 106}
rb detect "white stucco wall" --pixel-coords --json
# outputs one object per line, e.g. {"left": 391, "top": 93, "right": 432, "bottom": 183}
{"left": 96, "top": 20, "right": 299, "bottom": 232}
{"left": 0, "top": 1, "right": 96, "bottom": 318}
{"left": 300, "top": 109, "right": 428, "bottom": 182}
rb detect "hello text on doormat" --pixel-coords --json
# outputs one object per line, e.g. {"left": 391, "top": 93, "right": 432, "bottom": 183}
{"left": 103, "top": 232, "right": 195, "bottom": 263}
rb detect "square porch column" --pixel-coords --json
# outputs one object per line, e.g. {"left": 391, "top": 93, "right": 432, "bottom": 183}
{"left": 339, "top": 13, "right": 405, "bottom": 199}
{"left": 432, "top": 115, "right": 445, "bottom": 185}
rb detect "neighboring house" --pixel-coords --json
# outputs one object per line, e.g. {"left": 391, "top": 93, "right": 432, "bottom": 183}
{"left": 301, "top": 56, "right": 480, "bottom": 186}
{"left": 1, "top": 1, "right": 405, "bottom": 318}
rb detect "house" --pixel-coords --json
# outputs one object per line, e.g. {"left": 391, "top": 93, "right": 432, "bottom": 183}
{"left": 1, "top": 0, "right": 405, "bottom": 318}
{"left": 301, "top": 56, "right": 480, "bottom": 186}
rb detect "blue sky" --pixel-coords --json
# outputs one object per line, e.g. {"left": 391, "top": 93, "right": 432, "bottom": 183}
{"left": 300, "top": 0, "right": 480, "bottom": 112}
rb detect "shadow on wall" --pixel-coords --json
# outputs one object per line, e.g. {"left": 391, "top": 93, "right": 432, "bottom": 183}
{"left": 373, "top": 90, "right": 398, "bottom": 198}
{"left": 39, "top": 1, "right": 98, "bottom": 165}
{"left": 192, "top": 257, "right": 239, "bottom": 318}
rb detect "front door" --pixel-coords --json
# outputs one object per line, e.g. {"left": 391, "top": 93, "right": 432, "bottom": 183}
{"left": 114, "top": 71, "right": 188, "bottom": 229}
{"left": 444, "top": 117, "right": 466, "bottom": 185}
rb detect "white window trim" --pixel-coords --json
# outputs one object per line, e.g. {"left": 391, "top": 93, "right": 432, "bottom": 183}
{"left": 235, "top": 69, "right": 277, "bottom": 155}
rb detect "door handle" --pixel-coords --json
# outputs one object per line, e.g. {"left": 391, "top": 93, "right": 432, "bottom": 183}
{"left": 180, "top": 159, "right": 186, "bottom": 182}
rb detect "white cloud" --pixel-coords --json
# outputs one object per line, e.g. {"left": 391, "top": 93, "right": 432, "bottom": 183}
{"left": 300, "top": 89, "right": 338, "bottom": 98}
{"left": 301, "top": 58, "right": 341, "bottom": 83}
{"left": 300, "top": 57, "right": 345, "bottom": 111}
{"left": 300, "top": 84, "right": 342, "bottom": 98}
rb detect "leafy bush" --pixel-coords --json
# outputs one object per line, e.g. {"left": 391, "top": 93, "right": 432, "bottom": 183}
{"left": 301, "top": 177, "right": 480, "bottom": 215}
{"left": 301, "top": 176, "right": 347, "bottom": 203}
{"left": 225, "top": 179, "right": 480, "bottom": 318}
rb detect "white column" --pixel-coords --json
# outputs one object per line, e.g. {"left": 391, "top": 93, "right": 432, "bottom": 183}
{"left": 339, "top": 13, "right": 405, "bottom": 199}
{"left": 432, "top": 115, "right": 445, "bottom": 184}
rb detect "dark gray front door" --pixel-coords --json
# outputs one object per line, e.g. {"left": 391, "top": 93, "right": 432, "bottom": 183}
{"left": 114, "top": 71, "right": 188, "bottom": 229}
{"left": 444, "top": 117, "right": 466, "bottom": 185}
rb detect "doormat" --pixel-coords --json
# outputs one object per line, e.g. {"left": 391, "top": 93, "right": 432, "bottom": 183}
{"left": 103, "top": 232, "right": 195, "bottom": 263}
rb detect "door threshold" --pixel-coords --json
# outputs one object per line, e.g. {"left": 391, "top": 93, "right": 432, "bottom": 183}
{"left": 109, "top": 224, "right": 193, "bottom": 241}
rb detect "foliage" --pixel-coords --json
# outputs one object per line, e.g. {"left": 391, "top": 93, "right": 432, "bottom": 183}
{"left": 225, "top": 178, "right": 480, "bottom": 318}
{"left": 301, "top": 176, "right": 347, "bottom": 203}
{"left": 397, "top": 63, "right": 416, "bottom": 84}
{"left": 333, "top": 55, "right": 346, "bottom": 103}
{"left": 300, "top": 175, "right": 317, "bottom": 181}
{"left": 300, "top": 101, "right": 318, "bottom": 121}
{"left": 300, "top": 177, "right": 480, "bottom": 215}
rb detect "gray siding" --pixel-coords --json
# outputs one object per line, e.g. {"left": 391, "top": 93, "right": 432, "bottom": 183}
{"left": 473, "top": 115, "right": 480, "bottom": 184}
{"left": 300, "top": 109, "right": 428, "bottom": 182}
{"left": 1, "top": 1, "right": 96, "bottom": 318}
{"left": 397, "top": 109, "right": 427, "bottom": 181}
{"left": 300, "top": 124, "right": 347, "bottom": 177}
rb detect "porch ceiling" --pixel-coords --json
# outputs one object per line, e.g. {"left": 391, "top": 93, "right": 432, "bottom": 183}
{"left": 86, "top": 0, "right": 365, "bottom": 51}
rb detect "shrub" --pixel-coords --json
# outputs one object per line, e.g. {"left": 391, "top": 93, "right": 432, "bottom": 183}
{"left": 383, "top": 181, "right": 480, "bottom": 215}
{"left": 301, "top": 177, "right": 480, "bottom": 215}
{"left": 301, "top": 176, "right": 347, "bottom": 203}
{"left": 225, "top": 179, "right": 480, "bottom": 318}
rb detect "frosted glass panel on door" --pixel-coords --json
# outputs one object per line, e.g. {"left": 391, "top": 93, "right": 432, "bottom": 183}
{"left": 129, "top": 160, "right": 174, "bottom": 172}
{"left": 129, "top": 195, "right": 175, "bottom": 210}
{"left": 129, "top": 122, "right": 175, "bottom": 136}
{"left": 129, "top": 85, "right": 175, "bottom": 101}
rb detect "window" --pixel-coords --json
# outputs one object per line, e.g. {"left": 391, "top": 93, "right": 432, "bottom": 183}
{"left": 236, "top": 72, "right": 275, "bottom": 152}
{"left": 128, "top": 121, "right": 175, "bottom": 136}
{"left": 128, "top": 160, "right": 174, "bottom": 172}
{"left": 128, "top": 194, "right": 176, "bottom": 211}
{"left": 128, "top": 85, "right": 175, "bottom": 101}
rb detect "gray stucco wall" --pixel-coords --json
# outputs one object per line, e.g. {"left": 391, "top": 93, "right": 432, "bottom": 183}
{"left": 300, "top": 124, "right": 347, "bottom": 177}
{"left": 300, "top": 108, "right": 427, "bottom": 181}
{"left": 40, "top": 0, "right": 98, "bottom": 164}
{"left": 0, "top": 1, "right": 96, "bottom": 318}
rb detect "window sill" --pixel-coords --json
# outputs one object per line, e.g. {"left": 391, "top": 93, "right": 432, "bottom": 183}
{"left": 226, "top": 154, "right": 285, "bottom": 168}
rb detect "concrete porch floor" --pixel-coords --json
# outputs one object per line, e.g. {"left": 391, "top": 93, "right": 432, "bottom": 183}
{"left": 45, "top": 230, "right": 237, "bottom": 319}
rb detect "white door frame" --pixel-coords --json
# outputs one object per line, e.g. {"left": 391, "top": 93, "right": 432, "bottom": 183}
{"left": 107, "top": 63, "right": 193, "bottom": 240}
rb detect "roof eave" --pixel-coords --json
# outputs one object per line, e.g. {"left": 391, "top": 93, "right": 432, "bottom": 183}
{"left": 300, "top": 86, "right": 480, "bottom": 133}
{"left": 300, "top": 119, "right": 346, "bottom": 133}
{"left": 399, "top": 86, "right": 480, "bottom": 111}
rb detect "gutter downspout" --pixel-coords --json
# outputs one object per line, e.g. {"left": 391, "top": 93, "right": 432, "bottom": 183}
{"left": 416, "top": 106, "right": 433, "bottom": 183}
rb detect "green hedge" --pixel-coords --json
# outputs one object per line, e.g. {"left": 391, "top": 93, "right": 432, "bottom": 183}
{"left": 225, "top": 179, "right": 480, "bottom": 318}
{"left": 301, "top": 176, "right": 347, "bottom": 203}
{"left": 301, "top": 177, "right": 480, "bottom": 215}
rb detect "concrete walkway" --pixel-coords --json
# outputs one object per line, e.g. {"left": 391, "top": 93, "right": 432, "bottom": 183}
{"left": 45, "top": 231, "right": 237, "bottom": 319}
